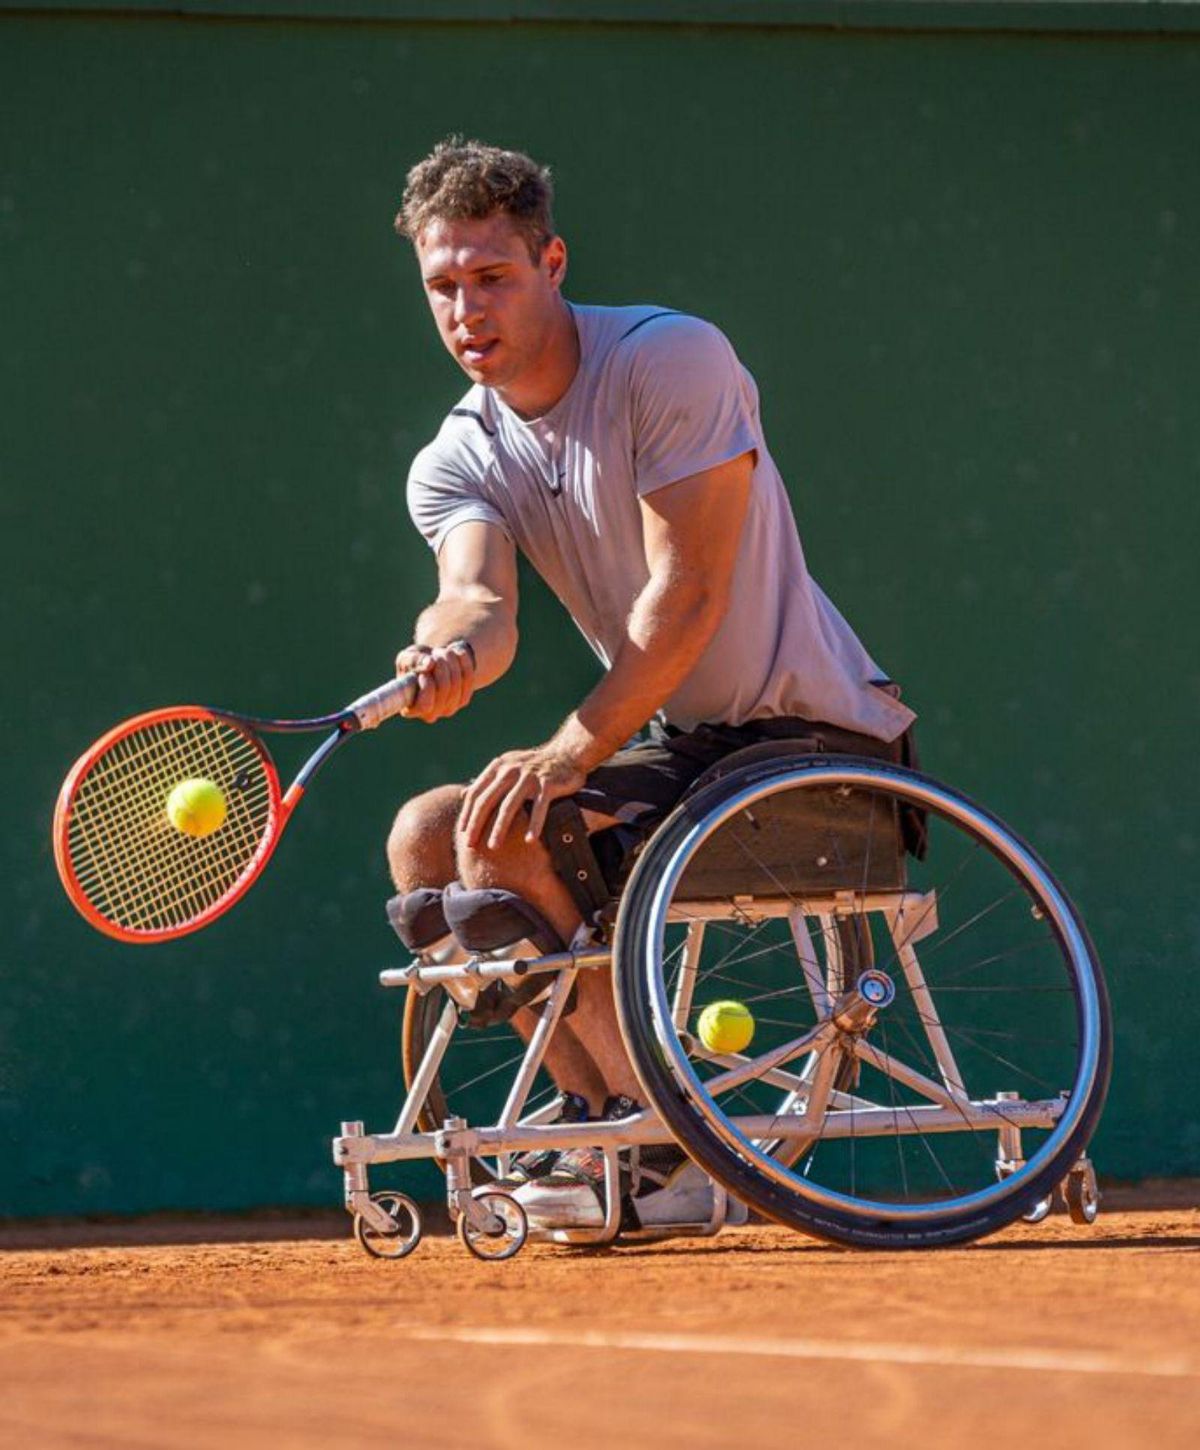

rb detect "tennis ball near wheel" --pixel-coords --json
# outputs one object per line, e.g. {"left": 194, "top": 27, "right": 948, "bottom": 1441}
{"left": 697, "top": 1000, "right": 755, "bottom": 1054}
{"left": 166, "top": 777, "right": 227, "bottom": 838}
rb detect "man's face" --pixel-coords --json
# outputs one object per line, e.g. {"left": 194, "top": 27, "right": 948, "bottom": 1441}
{"left": 415, "top": 213, "right": 567, "bottom": 393}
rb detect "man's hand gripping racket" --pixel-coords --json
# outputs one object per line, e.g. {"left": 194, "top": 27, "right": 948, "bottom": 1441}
{"left": 52, "top": 644, "right": 473, "bottom": 944}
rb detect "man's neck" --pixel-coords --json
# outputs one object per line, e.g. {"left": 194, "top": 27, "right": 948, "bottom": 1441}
{"left": 496, "top": 300, "right": 580, "bottom": 421}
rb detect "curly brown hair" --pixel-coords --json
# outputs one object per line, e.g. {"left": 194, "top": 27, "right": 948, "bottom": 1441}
{"left": 395, "top": 137, "right": 556, "bottom": 263}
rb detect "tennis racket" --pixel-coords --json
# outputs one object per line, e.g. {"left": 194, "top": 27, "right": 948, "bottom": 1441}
{"left": 53, "top": 667, "right": 441, "bottom": 945}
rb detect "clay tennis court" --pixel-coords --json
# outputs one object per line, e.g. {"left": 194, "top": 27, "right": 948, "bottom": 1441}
{"left": 4, "top": 1206, "right": 1197, "bottom": 1448}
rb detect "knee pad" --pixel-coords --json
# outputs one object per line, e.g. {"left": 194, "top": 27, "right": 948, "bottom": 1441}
{"left": 386, "top": 887, "right": 450, "bottom": 954}
{"left": 442, "top": 883, "right": 572, "bottom": 1029}
{"left": 442, "top": 882, "right": 565, "bottom": 957}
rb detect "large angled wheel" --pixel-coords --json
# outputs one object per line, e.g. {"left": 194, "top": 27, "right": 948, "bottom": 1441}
{"left": 615, "top": 756, "right": 1111, "bottom": 1249}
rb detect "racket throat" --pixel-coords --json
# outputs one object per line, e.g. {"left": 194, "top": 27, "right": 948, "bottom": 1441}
{"left": 291, "top": 724, "right": 351, "bottom": 799}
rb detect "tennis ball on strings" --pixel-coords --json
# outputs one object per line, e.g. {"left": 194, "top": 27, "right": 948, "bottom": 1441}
{"left": 167, "top": 778, "right": 227, "bottom": 838}
{"left": 697, "top": 1000, "right": 755, "bottom": 1054}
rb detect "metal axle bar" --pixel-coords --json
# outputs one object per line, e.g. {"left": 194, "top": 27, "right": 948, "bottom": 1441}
{"left": 333, "top": 1095, "right": 1065, "bottom": 1167}
{"left": 379, "top": 945, "right": 612, "bottom": 990}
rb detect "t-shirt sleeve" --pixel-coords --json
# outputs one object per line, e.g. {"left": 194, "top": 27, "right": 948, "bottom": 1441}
{"left": 406, "top": 441, "right": 511, "bottom": 554}
{"left": 625, "top": 314, "right": 758, "bottom": 496}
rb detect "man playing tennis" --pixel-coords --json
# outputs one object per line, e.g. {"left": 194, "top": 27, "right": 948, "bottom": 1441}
{"left": 387, "top": 138, "right": 915, "bottom": 1232}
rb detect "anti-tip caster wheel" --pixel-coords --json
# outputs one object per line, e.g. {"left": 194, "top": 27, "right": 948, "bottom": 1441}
{"left": 353, "top": 1191, "right": 423, "bottom": 1260}
{"left": 1065, "top": 1160, "right": 1100, "bottom": 1225}
{"left": 457, "top": 1190, "right": 529, "bottom": 1262}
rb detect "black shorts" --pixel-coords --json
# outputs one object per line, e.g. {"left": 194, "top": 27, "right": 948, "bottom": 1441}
{"left": 576, "top": 714, "right": 907, "bottom": 892}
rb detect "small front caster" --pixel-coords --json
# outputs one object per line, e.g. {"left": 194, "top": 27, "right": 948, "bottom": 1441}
{"left": 1065, "top": 1158, "right": 1099, "bottom": 1225}
{"left": 354, "top": 1191, "right": 423, "bottom": 1260}
{"left": 457, "top": 1190, "right": 529, "bottom": 1262}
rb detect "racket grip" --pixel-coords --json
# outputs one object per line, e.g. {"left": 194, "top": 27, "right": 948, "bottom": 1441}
{"left": 348, "top": 674, "right": 420, "bottom": 730}
{"left": 348, "top": 641, "right": 476, "bottom": 730}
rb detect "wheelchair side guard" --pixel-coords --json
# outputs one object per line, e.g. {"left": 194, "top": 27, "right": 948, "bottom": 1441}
{"left": 677, "top": 731, "right": 927, "bottom": 863}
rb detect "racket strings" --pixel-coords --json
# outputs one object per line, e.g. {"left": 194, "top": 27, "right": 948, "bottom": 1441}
{"left": 65, "top": 716, "right": 276, "bottom": 934}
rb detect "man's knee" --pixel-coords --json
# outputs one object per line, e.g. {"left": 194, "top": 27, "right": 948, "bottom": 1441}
{"left": 386, "top": 784, "right": 464, "bottom": 892}
{"left": 455, "top": 826, "right": 550, "bottom": 893}
{"left": 456, "top": 826, "right": 585, "bottom": 947}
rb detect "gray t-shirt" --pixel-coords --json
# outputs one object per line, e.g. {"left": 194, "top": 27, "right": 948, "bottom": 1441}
{"left": 407, "top": 303, "right": 915, "bottom": 742}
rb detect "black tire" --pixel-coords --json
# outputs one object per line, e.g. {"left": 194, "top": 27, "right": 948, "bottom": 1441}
{"left": 615, "top": 756, "right": 1112, "bottom": 1250}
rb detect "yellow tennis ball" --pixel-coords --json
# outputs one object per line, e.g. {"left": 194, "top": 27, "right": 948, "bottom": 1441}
{"left": 697, "top": 1000, "right": 755, "bottom": 1054}
{"left": 167, "top": 777, "right": 227, "bottom": 838}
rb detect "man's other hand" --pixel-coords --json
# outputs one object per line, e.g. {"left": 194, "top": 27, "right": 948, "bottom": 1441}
{"left": 461, "top": 745, "right": 587, "bottom": 851}
{"left": 396, "top": 641, "right": 476, "bottom": 723}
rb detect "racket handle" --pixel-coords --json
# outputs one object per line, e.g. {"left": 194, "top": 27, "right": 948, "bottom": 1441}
{"left": 348, "top": 641, "right": 476, "bottom": 730}
{"left": 348, "top": 674, "right": 420, "bottom": 730}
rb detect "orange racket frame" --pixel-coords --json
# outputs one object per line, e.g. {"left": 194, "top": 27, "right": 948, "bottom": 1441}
{"left": 53, "top": 671, "right": 426, "bottom": 945}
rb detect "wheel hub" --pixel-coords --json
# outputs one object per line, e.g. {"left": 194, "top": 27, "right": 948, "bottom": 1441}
{"left": 858, "top": 969, "right": 896, "bottom": 1008}
{"left": 831, "top": 969, "right": 895, "bottom": 1032}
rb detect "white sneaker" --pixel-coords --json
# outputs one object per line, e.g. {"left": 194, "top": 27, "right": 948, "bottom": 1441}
{"left": 633, "top": 1161, "right": 750, "bottom": 1229}
{"left": 512, "top": 1145, "right": 607, "bottom": 1230}
{"left": 514, "top": 1153, "right": 750, "bottom": 1233}
{"left": 512, "top": 1095, "right": 642, "bottom": 1232}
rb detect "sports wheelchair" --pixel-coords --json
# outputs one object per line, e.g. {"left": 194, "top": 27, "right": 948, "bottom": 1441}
{"left": 333, "top": 741, "right": 1111, "bottom": 1261}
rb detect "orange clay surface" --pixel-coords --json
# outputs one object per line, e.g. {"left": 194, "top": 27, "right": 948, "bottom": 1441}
{"left": 2, "top": 1210, "right": 1198, "bottom": 1449}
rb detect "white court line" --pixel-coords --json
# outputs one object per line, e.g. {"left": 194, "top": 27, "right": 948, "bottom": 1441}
{"left": 399, "top": 1324, "right": 1198, "bottom": 1381}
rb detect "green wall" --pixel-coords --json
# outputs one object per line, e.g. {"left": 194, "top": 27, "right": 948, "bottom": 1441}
{"left": 2, "top": 10, "right": 1197, "bottom": 1217}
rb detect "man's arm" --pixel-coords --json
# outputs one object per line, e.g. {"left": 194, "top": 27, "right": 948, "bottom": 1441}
{"left": 461, "top": 451, "right": 753, "bottom": 846}
{"left": 398, "top": 520, "right": 519, "bottom": 723}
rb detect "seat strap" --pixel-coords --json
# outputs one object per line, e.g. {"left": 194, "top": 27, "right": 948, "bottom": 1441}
{"left": 544, "top": 797, "right": 613, "bottom": 926}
